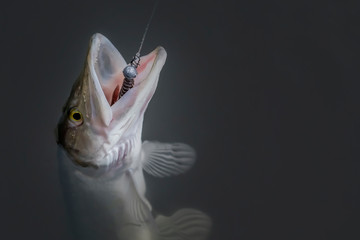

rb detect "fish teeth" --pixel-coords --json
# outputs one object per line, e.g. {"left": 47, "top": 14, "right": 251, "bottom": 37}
{"left": 104, "top": 147, "right": 117, "bottom": 168}
{"left": 129, "top": 138, "right": 134, "bottom": 152}
{"left": 124, "top": 141, "right": 129, "bottom": 157}
{"left": 101, "top": 136, "right": 136, "bottom": 169}
{"left": 118, "top": 144, "right": 125, "bottom": 160}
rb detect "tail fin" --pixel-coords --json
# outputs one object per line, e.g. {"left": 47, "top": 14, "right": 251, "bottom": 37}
{"left": 155, "top": 208, "right": 212, "bottom": 240}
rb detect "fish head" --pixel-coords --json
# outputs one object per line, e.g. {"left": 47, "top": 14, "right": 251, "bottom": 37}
{"left": 56, "top": 33, "right": 166, "bottom": 170}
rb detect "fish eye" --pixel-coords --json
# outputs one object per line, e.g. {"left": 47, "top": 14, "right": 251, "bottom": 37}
{"left": 68, "top": 108, "right": 83, "bottom": 125}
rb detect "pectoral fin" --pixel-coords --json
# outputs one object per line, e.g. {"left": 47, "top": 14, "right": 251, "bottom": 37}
{"left": 155, "top": 209, "right": 212, "bottom": 240}
{"left": 141, "top": 141, "right": 196, "bottom": 177}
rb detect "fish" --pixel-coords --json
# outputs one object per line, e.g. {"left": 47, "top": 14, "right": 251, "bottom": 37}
{"left": 56, "top": 33, "right": 211, "bottom": 240}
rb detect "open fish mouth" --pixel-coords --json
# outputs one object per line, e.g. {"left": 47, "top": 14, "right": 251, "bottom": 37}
{"left": 89, "top": 33, "right": 159, "bottom": 109}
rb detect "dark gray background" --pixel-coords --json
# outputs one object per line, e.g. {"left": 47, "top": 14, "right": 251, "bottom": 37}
{"left": 2, "top": 0, "right": 360, "bottom": 239}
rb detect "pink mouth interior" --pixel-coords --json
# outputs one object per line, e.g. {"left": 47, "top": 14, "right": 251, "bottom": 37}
{"left": 101, "top": 74, "right": 124, "bottom": 106}
{"left": 99, "top": 53, "right": 156, "bottom": 106}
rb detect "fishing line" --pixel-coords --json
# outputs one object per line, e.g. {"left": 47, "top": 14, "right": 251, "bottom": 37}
{"left": 119, "top": 0, "right": 160, "bottom": 99}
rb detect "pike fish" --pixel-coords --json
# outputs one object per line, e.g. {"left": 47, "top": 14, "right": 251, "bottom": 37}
{"left": 56, "top": 33, "right": 211, "bottom": 240}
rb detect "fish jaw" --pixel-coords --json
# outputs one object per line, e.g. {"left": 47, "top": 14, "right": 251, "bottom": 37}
{"left": 57, "top": 33, "right": 167, "bottom": 170}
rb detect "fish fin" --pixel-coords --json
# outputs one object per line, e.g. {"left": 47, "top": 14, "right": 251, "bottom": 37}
{"left": 127, "top": 169, "right": 153, "bottom": 223}
{"left": 141, "top": 141, "right": 196, "bottom": 177}
{"left": 155, "top": 208, "right": 212, "bottom": 240}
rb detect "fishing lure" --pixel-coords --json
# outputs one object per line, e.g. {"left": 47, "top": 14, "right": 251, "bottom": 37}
{"left": 119, "top": 0, "right": 159, "bottom": 98}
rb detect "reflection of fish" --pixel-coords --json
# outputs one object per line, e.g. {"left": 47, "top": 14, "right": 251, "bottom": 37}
{"left": 56, "top": 33, "right": 211, "bottom": 240}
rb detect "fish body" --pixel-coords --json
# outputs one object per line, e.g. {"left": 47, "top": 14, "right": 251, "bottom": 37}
{"left": 56, "top": 33, "right": 210, "bottom": 240}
